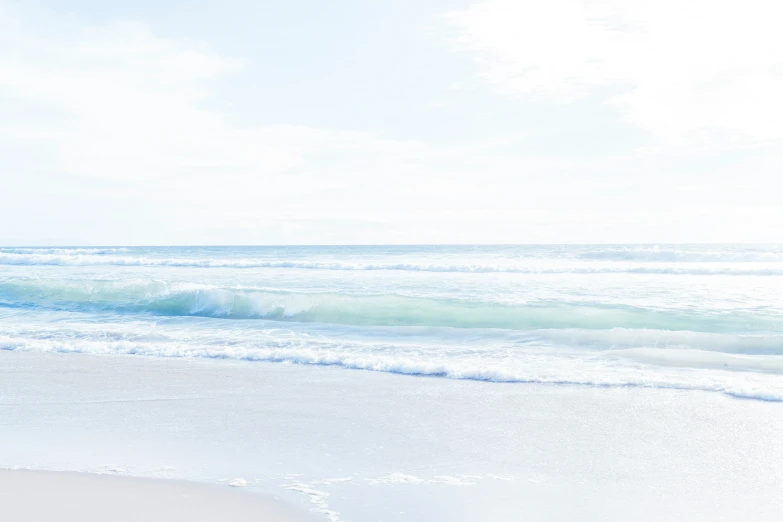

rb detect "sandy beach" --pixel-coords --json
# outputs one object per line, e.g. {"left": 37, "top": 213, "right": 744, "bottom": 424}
{"left": 0, "top": 469, "right": 314, "bottom": 522}
{"left": 2, "top": 350, "right": 783, "bottom": 521}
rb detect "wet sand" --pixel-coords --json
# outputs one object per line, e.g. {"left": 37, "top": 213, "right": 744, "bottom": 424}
{"left": 0, "top": 469, "right": 315, "bottom": 522}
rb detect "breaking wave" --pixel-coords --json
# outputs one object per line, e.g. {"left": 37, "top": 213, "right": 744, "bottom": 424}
{"left": 2, "top": 334, "right": 782, "bottom": 402}
{"left": 2, "top": 252, "right": 783, "bottom": 275}
{"left": 1, "top": 279, "right": 781, "bottom": 333}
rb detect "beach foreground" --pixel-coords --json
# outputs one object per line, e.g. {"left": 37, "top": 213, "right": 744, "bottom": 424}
{"left": 0, "top": 469, "right": 314, "bottom": 522}
{"left": 2, "top": 350, "right": 782, "bottom": 521}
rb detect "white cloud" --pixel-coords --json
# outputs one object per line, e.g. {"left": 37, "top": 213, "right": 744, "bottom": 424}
{"left": 0, "top": 14, "right": 377, "bottom": 181}
{"left": 443, "top": 0, "right": 783, "bottom": 147}
{"left": 0, "top": 6, "right": 448, "bottom": 242}
{"left": 1, "top": 2, "right": 781, "bottom": 244}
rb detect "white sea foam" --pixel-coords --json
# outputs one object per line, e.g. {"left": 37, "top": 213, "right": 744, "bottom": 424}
{"left": 367, "top": 473, "right": 425, "bottom": 485}
{"left": 2, "top": 251, "right": 783, "bottom": 275}
{"left": 2, "top": 334, "right": 782, "bottom": 401}
{"left": 285, "top": 482, "right": 341, "bottom": 522}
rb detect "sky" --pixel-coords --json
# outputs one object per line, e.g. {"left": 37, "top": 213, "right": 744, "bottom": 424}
{"left": 1, "top": 0, "right": 782, "bottom": 245}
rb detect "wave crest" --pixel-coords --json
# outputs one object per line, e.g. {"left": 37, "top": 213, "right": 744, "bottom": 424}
{"left": 2, "top": 252, "right": 783, "bottom": 275}
{"left": 2, "top": 279, "right": 781, "bottom": 333}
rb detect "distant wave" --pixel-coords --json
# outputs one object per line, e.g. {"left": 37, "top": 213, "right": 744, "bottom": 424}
{"left": 2, "top": 335, "right": 781, "bottom": 402}
{"left": 1, "top": 279, "right": 781, "bottom": 333}
{"left": 579, "top": 246, "right": 783, "bottom": 263}
{"left": 2, "top": 252, "right": 783, "bottom": 275}
{"left": 0, "top": 247, "right": 129, "bottom": 255}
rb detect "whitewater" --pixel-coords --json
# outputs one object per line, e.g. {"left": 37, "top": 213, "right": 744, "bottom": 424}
{"left": 1, "top": 244, "right": 783, "bottom": 401}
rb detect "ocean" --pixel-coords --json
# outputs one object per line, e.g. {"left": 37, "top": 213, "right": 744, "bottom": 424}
{"left": 1, "top": 244, "right": 782, "bottom": 401}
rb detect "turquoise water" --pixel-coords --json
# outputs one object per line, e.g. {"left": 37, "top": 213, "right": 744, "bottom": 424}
{"left": 2, "top": 244, "right": 782, "bottom": 399}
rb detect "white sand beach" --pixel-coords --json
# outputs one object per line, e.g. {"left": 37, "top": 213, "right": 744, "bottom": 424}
{"left": 0, "top": 469, "right": 315, "bottom": 522}
{"left": 2, "top": 350, "right": 783, "bottom": 521}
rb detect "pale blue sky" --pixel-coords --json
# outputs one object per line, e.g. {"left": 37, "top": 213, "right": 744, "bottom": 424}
{"left": 1, "top": 0, "right": 782, "bottom": 244}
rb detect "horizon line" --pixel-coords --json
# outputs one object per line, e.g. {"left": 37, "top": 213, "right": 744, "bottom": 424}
{"left": 2, "top": 242, "right": 782, "bottom": 248}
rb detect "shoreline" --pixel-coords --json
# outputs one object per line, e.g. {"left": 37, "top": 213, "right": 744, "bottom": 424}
{"left": 0, "top": 468, "right": 315, "bottom": 522}
{"left": 3, "top": 350, "right": 783, "bottom": 521}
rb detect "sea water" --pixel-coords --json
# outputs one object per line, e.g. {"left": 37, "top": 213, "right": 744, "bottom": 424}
{"left": 1, "top": 244, "right": 782, "bottom": 401}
